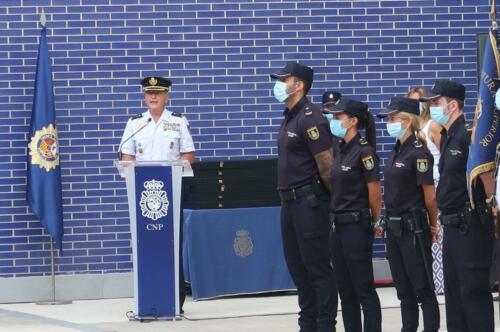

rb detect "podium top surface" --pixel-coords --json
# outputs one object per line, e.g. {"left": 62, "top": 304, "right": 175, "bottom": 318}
{"left": 115, "top": 160, "right": 193, "bottom": 177}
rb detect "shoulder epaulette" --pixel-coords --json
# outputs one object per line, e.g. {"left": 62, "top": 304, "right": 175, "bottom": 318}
{"left": 171, "top": 112, "right": 183, "bottom": 117}
{"left": 465, "top": 122, "right": 473, "bottom": 131}
{"left": 130, "top": 114, "right": 143, "bottom": 120}
{"left": 359, "top": 138, "right": 368, "bottom": 145}
{"left": 304, "top": 106, "right": 313, "bottom": 116}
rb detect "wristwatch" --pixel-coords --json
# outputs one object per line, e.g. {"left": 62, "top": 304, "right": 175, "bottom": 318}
{"left": 372, "top": 216, "right": 386, "bottom": 230}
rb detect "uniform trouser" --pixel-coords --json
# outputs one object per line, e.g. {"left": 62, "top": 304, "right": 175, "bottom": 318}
{"left": 179, "top": 205, "right": 186, "bottom": 311}
{"left": 443, "top": 221, "right": 494, "bottom": 332}
{"left": 281, "top": 195, "right": 338, "bottom": 332}
{"left": 179, "top": 181, "right": 186, "bottom": 312}
{"left": 386, "top": 229, "right": 440, "bottom": 332}
{"left": 330, "top": 222, "right": 382, "bottom": 332}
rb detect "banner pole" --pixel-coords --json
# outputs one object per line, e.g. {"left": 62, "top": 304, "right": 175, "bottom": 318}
{"left": 50, "top": 239, "right": 56, "bottom": 302}
{"left": 36, "top": 238, "right": 72, "bottom": 305}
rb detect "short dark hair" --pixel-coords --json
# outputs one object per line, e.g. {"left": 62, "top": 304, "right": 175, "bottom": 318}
{"left": 294, "top": 77, "right": 311, "bottom": 95}
{"left": 445, "top": 96, "right": 464, "bottom": 110}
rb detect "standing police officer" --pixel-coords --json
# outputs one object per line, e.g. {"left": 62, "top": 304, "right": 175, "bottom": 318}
{"left": 323, "top": 96, "right": 383, "bottom": 332}
{"left": 120, "top": 76, "right": 195, "bottom": 313}
{"left": 378, "top": 97, "right": 440, "bottom": 332}
{"left": 271, "top": 61, "right": 337, "bottom": 332}
{"left": 421, "top": 80, "right": 494, "bottom": 331}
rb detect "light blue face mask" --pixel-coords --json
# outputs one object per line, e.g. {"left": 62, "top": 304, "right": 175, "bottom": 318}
{"left": 386, "top": 122, "right": 406, "bottom": 140}
{"left": 273, "top": 81, "right": 290, "bottom": 103}
{"left": 324, "top": 113, "right": 333, "bottom": 121}
{"left": 495, "top": 89, "right": 500, "bottom": 110}
{"left": 430, "top": 106, "right": 450, "bottom": 126}
{"left": 329, "top": 119, "right": 347, "bottom": 138}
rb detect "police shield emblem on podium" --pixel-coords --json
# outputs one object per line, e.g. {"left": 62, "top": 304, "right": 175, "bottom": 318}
{"left": 140, "top": 179, "right": 169, "bottom": 221}
{"left": 234, "top": 229, "right": 253, "bottom": 258}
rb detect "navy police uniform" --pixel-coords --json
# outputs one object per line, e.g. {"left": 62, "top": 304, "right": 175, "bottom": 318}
{"left": 379, "top": 97, "right": 440, "bottom": 332}
{"left": 272, "top": 62, "right": 337, "bottom": 332}
{"left": 422, "top": 80, "right": 494, "bottom": 331}
{"left": 325, "top": 97, "right": 382, "bottom": 332}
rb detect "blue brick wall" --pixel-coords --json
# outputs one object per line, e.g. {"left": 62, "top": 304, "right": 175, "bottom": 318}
{"left": 0, "top": 0, "right": 492, "bottom": 276}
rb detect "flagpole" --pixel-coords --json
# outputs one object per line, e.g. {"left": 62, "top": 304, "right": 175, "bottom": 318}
{"left": 36, "top": 238, "right": 72, "bottom": 305}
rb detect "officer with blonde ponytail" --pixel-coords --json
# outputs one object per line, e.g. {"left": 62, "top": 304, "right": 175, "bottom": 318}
{"left": 378, "top": 97, "right": 440, "bottom": 332}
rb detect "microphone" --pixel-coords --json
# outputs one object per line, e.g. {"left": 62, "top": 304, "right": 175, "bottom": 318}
{"left": 117, "top": 118, "right": 152, "bottom": 160}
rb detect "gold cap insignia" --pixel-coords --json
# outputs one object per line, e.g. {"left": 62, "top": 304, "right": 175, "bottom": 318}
{"left": 149, "top": 77, "right": 158, "bottom": 86}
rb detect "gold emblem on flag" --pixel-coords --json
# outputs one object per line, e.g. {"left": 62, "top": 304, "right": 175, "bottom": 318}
{"left": 417, "top": 159, "right": 429, "bottom": 173}
{"left": 307, "top": 126, "right": 320, "bottom": 140}
{"left": 28, "top": 124, "right": 60, "bottom": 172}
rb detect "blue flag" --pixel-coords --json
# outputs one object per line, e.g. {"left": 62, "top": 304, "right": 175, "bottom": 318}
{"left": 467, "top": 29, "right": 500, "bottom": 203}
{"left": 27, "top": 26, "right": 64, "bottom": 252}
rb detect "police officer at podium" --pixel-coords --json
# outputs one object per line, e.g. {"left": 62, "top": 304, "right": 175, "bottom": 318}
{"left": 420, "top": 80, "right": 494, "bottom": 331}
{"left": 119, "top": 76, "right": 195, "bottom": 313}
{"left": 323, "top": 97, "right": 382, "bottom": 332}
{"left": 120, "top": 76, "right": 195, "bottom": 163}
{"left": 271, "top": 61, "right": 337, "bottom": 332}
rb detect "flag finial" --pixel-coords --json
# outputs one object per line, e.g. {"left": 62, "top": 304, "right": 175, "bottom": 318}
{"left": 491, "top": 0, "right": 498, "bottom": 30}
{"left": 40, "top": 9, "right": 47, "bottom": 27}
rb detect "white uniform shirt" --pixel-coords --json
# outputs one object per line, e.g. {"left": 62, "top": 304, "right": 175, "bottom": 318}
{"left": 120, "top": 109, "right": 195, "bottom": 161}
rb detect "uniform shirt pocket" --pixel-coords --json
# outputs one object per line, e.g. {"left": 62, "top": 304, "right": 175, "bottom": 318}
{"left": 162, "top": 130, "right": 180, "bottom": 150}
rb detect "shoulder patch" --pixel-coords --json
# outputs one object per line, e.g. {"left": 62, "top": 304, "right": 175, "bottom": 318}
{"left": 417, "top": 158, "right": 429, "bottom": 173}
{"left": 362, "top": 155, "right": 375, "bottom": 170}
{"left": 307, "top": 126, "right": 320, "bottom": 140}
{"left": 359, "top": 138, "right": 368, "bottom": 145}
{"left": 130, "top": 114, "right": 143, "bottom": 120}
{"left": 304, "top": 106, "right": 313, "bottom": 116}
{"left": 171, "top": 112, "right": 183, "bottom": 117}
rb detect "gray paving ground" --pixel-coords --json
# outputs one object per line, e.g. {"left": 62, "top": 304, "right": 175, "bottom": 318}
{"left": 0, "top": 288, "right": 498, "bottom": 331}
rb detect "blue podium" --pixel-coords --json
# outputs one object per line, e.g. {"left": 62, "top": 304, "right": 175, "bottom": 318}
{"left": 117, "top": 160, "right": 192, "bottom": 320}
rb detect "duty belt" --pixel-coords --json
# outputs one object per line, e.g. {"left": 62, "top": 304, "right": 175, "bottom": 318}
{"left": 385, "top": 209, "right": 427, "bottom": 237}
{"left": 278, "top": 184, "right": 316, "bottom": 202}
{"left": 440, "top": 203, "right": 486, "bottom": 227}
{"left": 330, "top": 210, "right": 371, "bottom": 225}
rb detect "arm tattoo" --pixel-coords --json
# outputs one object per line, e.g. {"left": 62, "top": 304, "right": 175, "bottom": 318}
{"left": 314, "top": 149, "right": 333, "bottom": 192}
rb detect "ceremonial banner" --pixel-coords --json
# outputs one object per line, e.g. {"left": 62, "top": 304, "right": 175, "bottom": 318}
{"left": 27, "top": 24, "right": 64, "bottom": 251}
{"left": 467, "top": 29, "right": 500, "bottom": 201}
